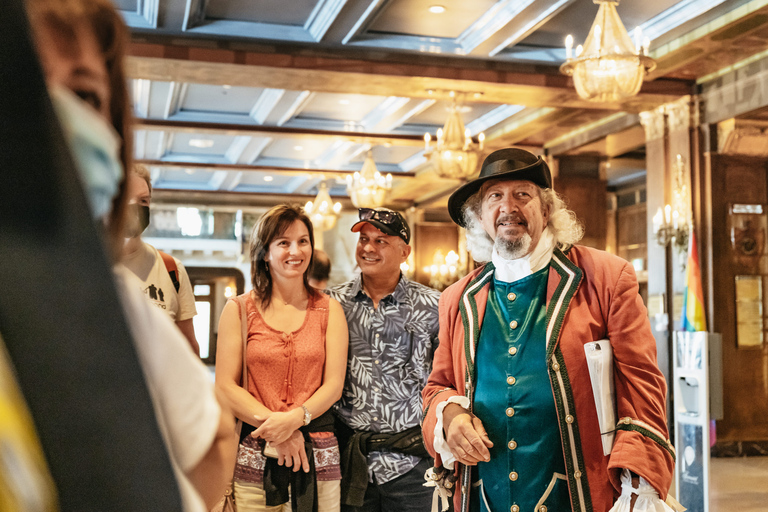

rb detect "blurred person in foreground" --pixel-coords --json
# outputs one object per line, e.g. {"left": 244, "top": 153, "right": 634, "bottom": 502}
{"left": 328, "top": 208, "right": 440, "bottom": 512}
{"left": 216, "top": 204, "right": 348, "bottom": 511}
{"left": 123, "top": 164, "right": 200, "bottom": 355}
{"left": 422, "top": 148, "right": 677, "bottom": 512}
{"left": 308, "top": 249, "right": 331, "bottom": 290}
{"left": 25, "top": 0, "right": 236, "bottom": 509}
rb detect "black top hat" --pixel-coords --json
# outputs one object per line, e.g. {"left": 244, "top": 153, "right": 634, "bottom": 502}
{"left": 447, "top": 148, "right": 552, "bottom": 227}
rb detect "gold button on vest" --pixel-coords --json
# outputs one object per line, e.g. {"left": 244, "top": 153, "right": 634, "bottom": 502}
{"left": 506, "top": 407, "right": 515, "bottom": 417}
{"left": 508, "top": 440, "right": 517, "bottom": 450}
{"left": 507, "top": 376, "right": 516, "bottom": 385}
{"left": 509, "top": 320, "right": 518, "bottom": 329}
{"left": 508, "top": 346, "right": 518, "bottom": 355}
{"left": 507, "top": 292, "right": 517, "bottom": 301}
{"left": 509, "top": 471, "right": 518, "bottom": 481}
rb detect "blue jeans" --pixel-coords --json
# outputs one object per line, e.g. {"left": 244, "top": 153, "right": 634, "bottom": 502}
{"left": 342, "top": 458, "right": 434, "bottom": 512}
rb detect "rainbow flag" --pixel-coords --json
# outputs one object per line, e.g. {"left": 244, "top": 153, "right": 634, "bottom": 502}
{"left": 681, "top": 230, "right": 707, "bottom": 332}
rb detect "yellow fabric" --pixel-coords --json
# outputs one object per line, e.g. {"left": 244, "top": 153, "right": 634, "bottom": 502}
{"left": 233, "top": 479, "right": 340, "bottom": 512}
{"left": 0, "top": 335, "right": 58, "bottom": 512}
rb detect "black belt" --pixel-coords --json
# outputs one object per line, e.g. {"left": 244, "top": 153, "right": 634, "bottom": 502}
{"left": 335, "top": 418, "right": 430, "bottom": 507}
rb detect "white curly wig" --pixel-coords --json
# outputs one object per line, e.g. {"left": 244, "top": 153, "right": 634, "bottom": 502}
{"left": 462, "top": 186, "right": 584, "bottom": 263}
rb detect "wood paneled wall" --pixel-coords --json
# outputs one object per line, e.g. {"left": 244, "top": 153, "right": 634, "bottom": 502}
{"left": 554, "top": 176, "right": 607, "bottom": 250}
{"left": 707, "top": 153, "right": 768, "bottom": 442}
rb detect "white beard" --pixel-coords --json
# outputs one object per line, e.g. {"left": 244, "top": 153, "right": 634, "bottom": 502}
{"left": 495, "top": 233, "right": 532, "bottom": 260}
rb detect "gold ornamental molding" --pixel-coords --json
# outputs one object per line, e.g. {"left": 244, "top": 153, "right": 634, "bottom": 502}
{"left": 640, "top": 105, "right": 666, "bottom": 141}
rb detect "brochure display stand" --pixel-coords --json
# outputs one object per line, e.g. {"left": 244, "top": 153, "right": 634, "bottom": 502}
{"left": 673, "top": 331, "right": 722, "bottom": 512}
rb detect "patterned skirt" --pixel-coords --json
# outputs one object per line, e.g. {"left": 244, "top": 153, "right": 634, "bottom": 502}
{"left": 234, "top": 432, "right": 342, "bottom": 484}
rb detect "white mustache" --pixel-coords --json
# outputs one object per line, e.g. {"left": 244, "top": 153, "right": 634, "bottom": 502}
{"left": 496, "top": 214, "right": 526, "bottom": 227}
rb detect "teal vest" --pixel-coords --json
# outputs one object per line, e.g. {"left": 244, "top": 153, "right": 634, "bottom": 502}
{"left": 472, "top": 268, "right": 570, "bottom": 512}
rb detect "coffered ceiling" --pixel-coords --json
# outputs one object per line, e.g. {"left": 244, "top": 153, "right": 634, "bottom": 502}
{"left": 114, "top": 0, "right": 768, "bottom": 210}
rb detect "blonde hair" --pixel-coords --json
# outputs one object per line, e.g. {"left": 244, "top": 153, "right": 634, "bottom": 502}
{"left": 132, "top": 164, "right": 152, "bottom": 196}
{"left": 462, "top": 186, "right": 584, "bottom": 262}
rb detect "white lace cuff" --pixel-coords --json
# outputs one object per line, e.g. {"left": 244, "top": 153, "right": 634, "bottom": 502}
{"left": 433, "top": 396, "right": 470, "bottom": 470}
{"left": 608, "top": 469, "right": 685, "bottom": 512}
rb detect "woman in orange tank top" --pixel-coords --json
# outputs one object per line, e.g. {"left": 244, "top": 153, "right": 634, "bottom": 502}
{"left": 216, "top": 204, "right": 349, "bottom": 512}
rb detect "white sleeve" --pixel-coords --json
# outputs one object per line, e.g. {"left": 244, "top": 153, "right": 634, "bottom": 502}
{"left": 174, "top": 260, "right": 197, "bottom": 322}
{"left": 433, "top": 395, "right": 470, "bottom": 470}
{"left": 114, "top": 267, "right": 219, "bottom": 473}
{"left": 608, "top": 469, "right": 683, "bottom": 512}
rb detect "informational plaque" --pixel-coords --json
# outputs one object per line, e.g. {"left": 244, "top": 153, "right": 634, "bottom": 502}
{"left": 735, "top": 275, "right": 763, "bottom": 348}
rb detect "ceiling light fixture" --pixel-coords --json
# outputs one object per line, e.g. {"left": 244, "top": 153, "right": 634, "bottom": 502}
{"left": 294, "top": 145, "right": 304, "bottom": 151}
{"left": 188, "top": 139, "right": 214, "bottom": 148}
{"left": 305, "top": 182, "right": 342, "bottom": 231}
{"left": 424, "top": 93, "right": 484, "bottom": 180}
{"left": 559, "top": 0, "right": 655, "bottom": 103}
{"left": 263, "top": 176, "right": 274, "bottom": 182}
{"left": 428, "top": 5, "right": 446, "bottom": 14}
{"left": 346, "top": 151, "right": 393, "bottom": 208}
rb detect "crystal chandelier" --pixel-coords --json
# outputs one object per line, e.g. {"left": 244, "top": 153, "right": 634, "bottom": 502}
{"left": 424, "top": 99, "right": 484, "bottom": 179}
{"left": 346, "top": 151, "right": 393, "bottom": 208}
{"left": 559, "top": 0, "right": 655, "bottom": 103}
{"left": 305, "top": 182, "right": 341, "bottom": 231}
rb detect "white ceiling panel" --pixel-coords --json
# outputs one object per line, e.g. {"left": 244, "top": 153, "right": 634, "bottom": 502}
{"left": 237, "top": 172, "right": 297, "bottom": 189}
{"left": 405, "top": 101, "right": 501, "bottom": 127}
{"left": 349, "top": 146, "right": 424, "bottom": 167}
{"left": 154, "top": 169, "right": 221, "bottom": 190}
{"left": 260, "top": 138, "right": 333, "bottom": 162}
{"left": 297, "top": 92, "right": 388, "bottom": 123}
{"left": 182, "top": 84, "right": 263, "bottom": 114}
{"left": 369, "top": 0, "right": 498, "bottom": 39}
{"left": 169, "top": 133, "right": 234, "bottom": 156}
{"left": 206, "top": 0, "right": 319, "bottom": 26}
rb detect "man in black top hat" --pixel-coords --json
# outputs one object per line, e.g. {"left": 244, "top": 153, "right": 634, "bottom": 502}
{"left": 421, "top": 148, "right": 676, "bottom": 512}
{"left": 328, "top": 208, "right": 441, "bottom": 512}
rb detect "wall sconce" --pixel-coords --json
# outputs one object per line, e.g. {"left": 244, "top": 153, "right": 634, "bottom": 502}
{"left": 652, "top": 154, "right": 690, "bottom": 268}
{"left": 424, "top": 249, "right": 463, "bottom": 291}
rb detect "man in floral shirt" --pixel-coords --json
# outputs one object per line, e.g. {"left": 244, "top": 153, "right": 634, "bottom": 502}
{"left": 329, "top": 208, "right": 441, "bottom": 512}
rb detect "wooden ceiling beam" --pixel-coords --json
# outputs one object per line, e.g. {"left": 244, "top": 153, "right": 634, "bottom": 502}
{"left": 135, "top": 159, "right": 417, "bottom": 177}
{"left": 150, "top": 189, "right": 413, "bottom": 211}
{"left": 127, "top": 41, "right": 690, "bottom": 112}
{"left": 134, "top": 119, "right": 426, "bottom": 147}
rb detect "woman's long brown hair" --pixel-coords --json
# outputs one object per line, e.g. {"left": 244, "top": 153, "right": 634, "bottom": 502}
{"left": 249, "top": 204, "right": 317, "bottom": 309}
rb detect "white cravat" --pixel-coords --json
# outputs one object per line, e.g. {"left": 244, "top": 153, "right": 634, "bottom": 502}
{"left": 491, "top": 227, "right": 556, "bottom": 283}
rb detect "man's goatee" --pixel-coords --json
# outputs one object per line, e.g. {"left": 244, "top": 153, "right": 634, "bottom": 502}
{"left": 495, "top": 233, "right": 532, "bottom": 260}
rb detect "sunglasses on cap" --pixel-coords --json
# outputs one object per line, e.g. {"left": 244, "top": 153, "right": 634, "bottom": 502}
{"left": 359, "top": 208, "right": 400, "bottom": 223}
{"left": 356, "top": 208, "right": 410, "bottom": 244}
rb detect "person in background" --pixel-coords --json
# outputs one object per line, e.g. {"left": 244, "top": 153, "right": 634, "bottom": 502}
{"left": 216, "top": 204, "right": 348, "bottom": 512}
{"left": 26, "top": 0, "right": 236, "bottom": 510}
{"left": 328, "top": 208, "right": 440, "bottom": 512}
{"left": 308, "top": 249, "right": 331, "bottom": 290}
{"left": 422, "top": 148, "right": 676, "bottom": 512}
{"left": 123, "top": 164, "right": 200, "bottom": 355}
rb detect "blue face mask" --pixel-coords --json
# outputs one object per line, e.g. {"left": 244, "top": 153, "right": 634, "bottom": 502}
{"left": 50, "top": 86, "right": 123, "bottom": 221}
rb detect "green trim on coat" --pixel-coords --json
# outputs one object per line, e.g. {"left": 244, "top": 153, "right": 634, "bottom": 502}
{"left": 551, "top": 347, "right": 594, "bottom": 512}
{"left": 545, "top": 249, "right": 583, "bottom": 361}
{"left": 615, "top": 423, "right": 677, "bottom": 461}
{"left": 458, "top": 263, "right": 495, "bottom": 388}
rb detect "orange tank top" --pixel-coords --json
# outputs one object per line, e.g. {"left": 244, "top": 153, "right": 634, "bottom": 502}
{"left": 241, "top": 291, "right": 329, "bottom": 411}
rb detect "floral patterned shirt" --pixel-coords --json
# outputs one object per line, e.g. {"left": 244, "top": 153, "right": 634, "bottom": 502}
{"left": 329, "top": 274, "right": 441, "bottom": 484}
